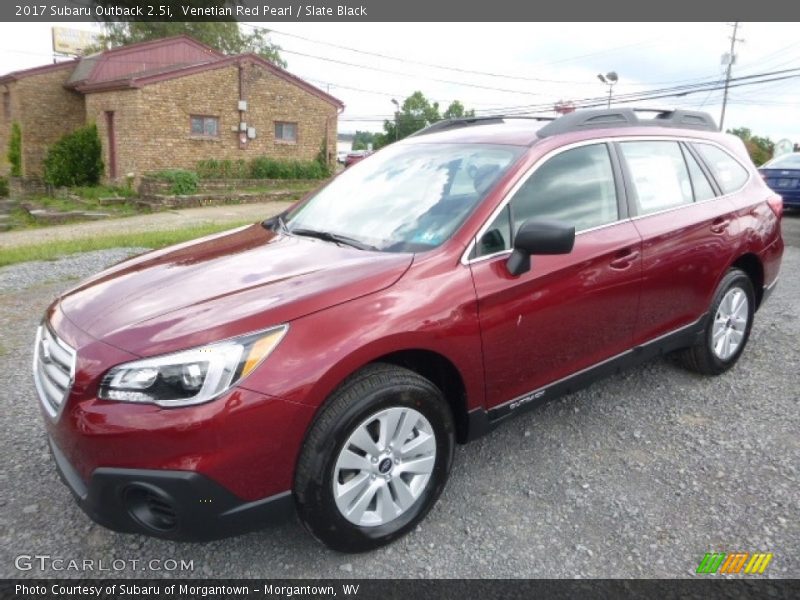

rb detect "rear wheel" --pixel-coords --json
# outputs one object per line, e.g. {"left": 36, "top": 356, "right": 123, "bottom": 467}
{"left": 679, "top": 268, "right": 755, "bottom": 375}
{"left": 294, "top": 364, "right": 455, "bottom": 552}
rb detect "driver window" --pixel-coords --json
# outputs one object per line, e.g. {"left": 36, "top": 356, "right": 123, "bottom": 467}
{"left": 510, "top": 144, "right": 618, "bottom": 236}
{"left": 474, "top": 144, "right": 618, "bottom": 258}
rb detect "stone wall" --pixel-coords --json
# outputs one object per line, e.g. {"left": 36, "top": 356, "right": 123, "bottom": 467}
{"left": 1, "top": 58, "right": 339, "bottom": 186}
{"left": 139, "top": 176, "right": 324, "bottom": 197}
{"left": 85, "top": 87, "right": 144, "bottom": 184}
{"left": 115, "top": 61, "right": 338, "bottom": 182}
{"left": 0, "top": 65, "right": 85, "bottom": 178}
{"left": 8, "top": 176, "right": 50, "bottom": 198}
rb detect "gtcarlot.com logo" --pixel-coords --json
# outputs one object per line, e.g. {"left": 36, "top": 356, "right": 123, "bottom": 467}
{"left": 14, "top": 554, "right": 194, "bottom": 572}
{"left": 696, "top": 552, "right": 773, "bottom": 575}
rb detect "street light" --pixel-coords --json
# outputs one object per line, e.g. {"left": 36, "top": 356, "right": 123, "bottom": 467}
{"left": 597, "top": 71, "right": 618, "bottom": 108}
{"left": 390, "top": 98, "right": 400, "bottom": 141}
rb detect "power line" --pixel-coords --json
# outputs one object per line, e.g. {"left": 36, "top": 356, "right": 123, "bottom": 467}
{"left": 245, "top": 23, "right": 673, "bottom": 86}
{"left": 471, "top": 67, "right": 800, "bottom": 117}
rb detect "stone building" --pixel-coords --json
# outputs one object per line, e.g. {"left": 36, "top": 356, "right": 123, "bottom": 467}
{"left": 0, "top": 35, "right": 343, "bottom": 183}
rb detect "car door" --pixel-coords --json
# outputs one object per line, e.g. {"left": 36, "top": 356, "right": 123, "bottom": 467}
{"left": 468, "top": 142, "right": 642, "bottom": 413}
{"left": 618, "top": 139, "right": 739, "bottom": 346}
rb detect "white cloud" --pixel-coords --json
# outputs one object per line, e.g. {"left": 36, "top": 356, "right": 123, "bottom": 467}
{"left": 1, "top": 21, "right": 798, "bottom": 142}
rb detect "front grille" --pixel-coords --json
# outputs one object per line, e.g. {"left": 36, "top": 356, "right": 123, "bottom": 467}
{"left": 33, "top": 324, "right": 77, "bottom": 419}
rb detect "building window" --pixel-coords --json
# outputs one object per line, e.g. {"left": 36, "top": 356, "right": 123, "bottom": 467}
{"left": 2, "top": 92, "right": 10, "bottom": 121}
{"left": 190, "top": 115, "right": 219, "bottom": 137}
{"left": 275, "top": 122, "right": 297, "bottom": 143}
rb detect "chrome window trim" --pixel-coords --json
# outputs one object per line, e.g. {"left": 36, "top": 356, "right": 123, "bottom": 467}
{"left": 461, "top": 135, "right": 753, "bottom": 266}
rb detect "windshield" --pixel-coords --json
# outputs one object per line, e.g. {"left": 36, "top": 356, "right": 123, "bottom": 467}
{"left": 763, "top": 153, "right": 800, "bottom": 169}
{"left": 285, "top": 142, "right": 524, "bottom": 252}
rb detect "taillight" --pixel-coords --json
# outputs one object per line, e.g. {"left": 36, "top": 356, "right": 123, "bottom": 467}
{"left": 767, "top": 195, "right": 783, "bottom": 219}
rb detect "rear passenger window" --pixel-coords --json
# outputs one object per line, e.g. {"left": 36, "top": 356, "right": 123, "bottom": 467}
{"left": 620, "top": 141, "right": 693, "bottom": 215}
{"left": 693, "top": 143, "right": 749, "bottom": 194}
{"left": 509, "top": 144, "right": 618, "bottom": 235}
{"left": 682, "top": 145, "right": 716, "bottom": 201}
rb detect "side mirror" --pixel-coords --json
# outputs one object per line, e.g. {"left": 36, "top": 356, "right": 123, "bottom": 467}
{"left": 506, "top": 219, "right": 575, "bottom": 276}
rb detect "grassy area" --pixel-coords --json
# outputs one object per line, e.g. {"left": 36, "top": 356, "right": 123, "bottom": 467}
{"left": 0, "top": 220, "right": 252, "bottom": 268}
{"left": 5, "top": 185, "right": 142, "bottom": 232}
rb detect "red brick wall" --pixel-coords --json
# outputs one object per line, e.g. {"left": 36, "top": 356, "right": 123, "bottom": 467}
{"left": 0, "top": 66, "right": 85, "bottom": 178}
{"left": 84, "top": 61, "right": 338, "bottom": 183}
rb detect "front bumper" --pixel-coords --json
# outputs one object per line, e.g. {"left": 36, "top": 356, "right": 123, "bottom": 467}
{"left": 49, "top": 436, "right": 295, "bottom": 541}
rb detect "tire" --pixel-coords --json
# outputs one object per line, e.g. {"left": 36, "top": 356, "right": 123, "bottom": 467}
{"left": 294, "top": 363, "right": 455, "bottom": 552}
{"left": 678, "top": 268, "right": 755, "bottom": 375}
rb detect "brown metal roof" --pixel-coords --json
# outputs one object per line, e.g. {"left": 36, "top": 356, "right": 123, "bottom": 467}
{"left": 0, "top": 59, "right": 78, "bottom": 85}
{"left": 0, "top": 35, "right": 344, "bottom": 110}
{"left": 66, "top": 35, "right": 223, "bottom": 88}
{"left": 75, "top": 52, "right": 345, "bottom": 109}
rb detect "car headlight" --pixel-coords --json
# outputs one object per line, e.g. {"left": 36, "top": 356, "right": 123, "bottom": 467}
{"left": 98, "top": 325, "right": 287, "bottom": 407}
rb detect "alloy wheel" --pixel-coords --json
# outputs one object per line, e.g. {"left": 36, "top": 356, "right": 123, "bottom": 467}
{"left": 711, "top": 286, "right": 749, "bottom": 360}
{"left": 333, "top": 407, "right": 436, "bottom": 527}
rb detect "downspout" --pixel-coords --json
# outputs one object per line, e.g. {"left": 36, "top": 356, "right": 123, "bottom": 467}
{"left": 238, "top": 59, "right": 247, "bottom": 150}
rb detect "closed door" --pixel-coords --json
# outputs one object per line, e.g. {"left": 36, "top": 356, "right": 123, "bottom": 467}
{"left": 469, "top": 143, "right": 642, "bottom": 410}
{"left": 618, "top": 140, "right": 739, "bottom": 345}
{"left": 105, "top": 111, "right": 116, "bottom": 180}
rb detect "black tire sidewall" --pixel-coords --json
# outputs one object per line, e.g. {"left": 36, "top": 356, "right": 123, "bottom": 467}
{"left": 296, "top": 373, "right": 454, "bottom": 552}
{"left": 704, "top": 270, "right": 755, "bottom": 373}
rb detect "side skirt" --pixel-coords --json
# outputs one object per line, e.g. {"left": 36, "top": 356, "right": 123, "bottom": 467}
{"left": 465, "top": 315, "right": 707, "bottom": 442}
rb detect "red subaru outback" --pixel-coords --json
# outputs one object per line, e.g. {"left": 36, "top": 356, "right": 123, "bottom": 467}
{"left": 35, "top": 109, "right": 783, "bottom": 552}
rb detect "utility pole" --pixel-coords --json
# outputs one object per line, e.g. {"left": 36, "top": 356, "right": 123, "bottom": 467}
{"left": 719, "top": 22, "right": 743, "bottom": 131}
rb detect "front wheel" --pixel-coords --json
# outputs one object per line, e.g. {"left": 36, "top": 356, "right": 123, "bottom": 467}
{"left": 294, "top": 364, "right": 455, "bottom": 552}
{"left": 679, "top": 268, "right": 755, "bottom": 375}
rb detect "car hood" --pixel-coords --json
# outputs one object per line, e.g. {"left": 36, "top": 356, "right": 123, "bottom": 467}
{"left": 57, "top": 224, "right": 413, "bottom": 357}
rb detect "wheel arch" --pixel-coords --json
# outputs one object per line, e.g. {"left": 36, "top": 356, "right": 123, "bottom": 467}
{"left": 302, "top": 341, "right": 475, "bottom": 446}
{"left": 371, "top": 349, "right": 470, "bottom": 444}
{"left": 730, "top": 253, "right": 764, "bottom": 309}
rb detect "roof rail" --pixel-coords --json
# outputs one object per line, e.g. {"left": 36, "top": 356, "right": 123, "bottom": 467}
{"left": 536, "top": 108, "right": 718, "bottom": 138}
{"left": 409, "top": 115, "right": 555, "bottom": 138}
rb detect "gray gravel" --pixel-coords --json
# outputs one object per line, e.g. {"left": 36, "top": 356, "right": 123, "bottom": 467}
{"left": 0, "top": 227, "right": 798, "bottom": 579}
{"left": 0, "top": 248, "right": 148, "bottom": 294}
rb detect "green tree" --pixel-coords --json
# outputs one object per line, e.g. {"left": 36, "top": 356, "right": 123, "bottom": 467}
{"left": 7, "top": 122, "right": 21, "bottom": 177}
{"left": 93, "top": 21, "right": 285, "bottom": 67}
{"left": 442, "top": 100, "right": 475, "bottom": 119}
{"left": 375, "top": 93, "right": 477, "bottom": 148}
{"left": 351, "top": 131, "right": 376, "bottom": 151}
{"left": 727, "top": 127, "right": 774, "bottom": 166}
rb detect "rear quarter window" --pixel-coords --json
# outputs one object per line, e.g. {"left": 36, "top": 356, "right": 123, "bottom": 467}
{"left": 619, "top": 141, "right": 694, "bottom": 216}
{"left": 693, "top": 143, "right": 749, "bottom": 194}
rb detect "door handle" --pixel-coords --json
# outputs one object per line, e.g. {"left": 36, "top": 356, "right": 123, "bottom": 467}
{"left": 609, "top": 248, "right": 639, "bottom": 270}
{"left": 710, "top": 218, "right": 731, "bottom": 234}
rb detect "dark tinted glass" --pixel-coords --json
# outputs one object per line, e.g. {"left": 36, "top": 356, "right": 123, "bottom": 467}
{"left": 509, "top": 144, "right": 618, "bottom": 234}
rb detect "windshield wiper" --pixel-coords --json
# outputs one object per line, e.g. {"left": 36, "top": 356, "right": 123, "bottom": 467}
{"left": 290, "top": 228, "right": 378, "bottom": 251}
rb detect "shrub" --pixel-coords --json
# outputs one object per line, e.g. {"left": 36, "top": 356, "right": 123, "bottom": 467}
{"left": 196, "top": 159, "right": 248, "bottom": 180}
{"left": 152, "top": 169, "right": 198, "bottom": 195}
{"left": 0, "top": 176, "right": 8, "bottom": 197}
{"left": 8, "top": 122, "right": 22, "bottom": 177}
{"left": 43, "top": 124, "right": 103, "bottom": 187}
{"left": 249, "top": 157, "right": 329, "bottom": 180}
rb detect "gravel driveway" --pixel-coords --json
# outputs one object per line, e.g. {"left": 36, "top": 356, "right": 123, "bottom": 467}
{"left": 0, "top": 224, "right": 798, "bottom": 579}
